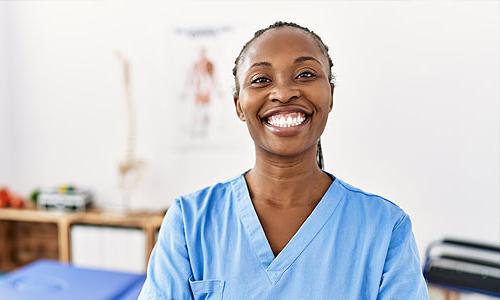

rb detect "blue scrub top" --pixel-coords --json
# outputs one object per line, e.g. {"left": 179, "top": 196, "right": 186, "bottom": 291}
{"left": 139, "top": 172, "right": 429, "bottom": 299}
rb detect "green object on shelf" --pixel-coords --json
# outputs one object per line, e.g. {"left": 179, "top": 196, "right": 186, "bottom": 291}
{"left": 30, "top": 189, "right": 40, "bottom": 205}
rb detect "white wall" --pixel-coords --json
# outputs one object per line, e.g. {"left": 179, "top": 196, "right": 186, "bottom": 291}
{"left": 0, "top": 3, "right": 12, "bottom": 184}
{"left": 0, "top": 0, "right": 498, "bottom": 263}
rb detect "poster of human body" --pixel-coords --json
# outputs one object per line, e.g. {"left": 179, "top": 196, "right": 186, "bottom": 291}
{"left": 184, "top": 47, "right": 219, "bottom": 137}
{"left": 171, "top": 25, "right": 243, "bottom": 152}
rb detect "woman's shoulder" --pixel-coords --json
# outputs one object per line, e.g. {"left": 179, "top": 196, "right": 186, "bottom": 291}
{"left": 332, "top": 175, "right": 408, "bottom": 223}
{"left": 168, "top": 173, "right": 244, "bottom": 217}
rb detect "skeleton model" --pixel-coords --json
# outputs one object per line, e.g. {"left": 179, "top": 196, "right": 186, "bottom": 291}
{"left": 115, "top": 51, "right": 145, "bottom": 211}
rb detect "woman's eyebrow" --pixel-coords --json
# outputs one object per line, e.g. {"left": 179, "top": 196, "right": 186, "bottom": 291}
{"left": 249, "top": 61, "right": 272, "bottom": 70}
{"left": 248, "top": 56, "right": 321, "bottom": 71}
{"left": 294, "top": 56, "right": 321, "bottom": 65}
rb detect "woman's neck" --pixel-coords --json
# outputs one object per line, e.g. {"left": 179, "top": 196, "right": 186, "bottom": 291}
{"left": 245, "top": 147, "right": 332, "bottom": 208}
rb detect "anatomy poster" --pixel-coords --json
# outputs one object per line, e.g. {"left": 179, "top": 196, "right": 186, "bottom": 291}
{"left": 170, "top": 25, "right": 243, "bottom": 152}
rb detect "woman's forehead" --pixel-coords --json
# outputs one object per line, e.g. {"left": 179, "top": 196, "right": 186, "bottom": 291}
{"left": 241, "top": 27, "right": 327, "bottom": 71}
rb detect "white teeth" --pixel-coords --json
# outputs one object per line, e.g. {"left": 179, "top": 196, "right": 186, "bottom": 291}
{"left": 267, "top": 113, "right": 306, "bottom": 128}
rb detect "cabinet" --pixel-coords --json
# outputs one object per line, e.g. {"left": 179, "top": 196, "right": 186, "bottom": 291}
{"left": 0, "top": 208, "right": 164, "bottom": 272}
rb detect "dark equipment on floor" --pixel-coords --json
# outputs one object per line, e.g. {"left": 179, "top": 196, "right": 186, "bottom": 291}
{"left": 424, "top": 238, "right": 500, "bottom": 297}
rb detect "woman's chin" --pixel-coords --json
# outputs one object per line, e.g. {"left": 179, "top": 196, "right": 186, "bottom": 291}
{"left": 258, "top": 143, "right": 317, "bottom": 161}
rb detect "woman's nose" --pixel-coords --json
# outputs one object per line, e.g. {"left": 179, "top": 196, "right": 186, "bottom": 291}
{"left": 269, "top": 80, "right": 300, "bottom": 103}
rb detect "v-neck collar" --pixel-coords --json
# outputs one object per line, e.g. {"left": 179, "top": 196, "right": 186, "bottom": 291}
{"left": 231, "top": 171, "right": 345, "bottom": 285}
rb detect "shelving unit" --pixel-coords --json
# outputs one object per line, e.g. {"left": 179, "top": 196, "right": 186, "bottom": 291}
{"left": 0, "top": 208, "right": 164, "bottom": 272}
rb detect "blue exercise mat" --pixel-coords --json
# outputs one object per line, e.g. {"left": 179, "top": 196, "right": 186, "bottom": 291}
{"left": 0, "top": 260, "right": 145, "bottom": 300}
{"left": 119, "top": 276, "right": 146, "bottom": 300}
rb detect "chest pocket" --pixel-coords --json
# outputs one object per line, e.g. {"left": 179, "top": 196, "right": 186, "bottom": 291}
{"left": 189, "top": 278, "right": 225, "bottom": 300}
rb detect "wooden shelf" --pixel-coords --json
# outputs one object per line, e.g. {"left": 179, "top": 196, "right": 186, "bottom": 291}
{"left": 0, "top": 208, "right": 165, "bottom": 272}
{"left": 0, "top": 208, "right": 73, "bottom": 223}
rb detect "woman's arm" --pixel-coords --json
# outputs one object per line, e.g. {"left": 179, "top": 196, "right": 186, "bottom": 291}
{"left": 377, "top": 213, "right": 429, "bottom": 299}
{"left": 138, "top": 198, "right": 194, "bottom": 300}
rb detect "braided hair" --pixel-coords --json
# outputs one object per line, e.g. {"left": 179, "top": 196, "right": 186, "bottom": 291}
{"left": 232, "top": 21, "right": 334, "bottom": 170}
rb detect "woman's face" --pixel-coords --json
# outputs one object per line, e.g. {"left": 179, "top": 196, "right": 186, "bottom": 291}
{"left": 234, "top": 27, "right": 334, "bottom": 159}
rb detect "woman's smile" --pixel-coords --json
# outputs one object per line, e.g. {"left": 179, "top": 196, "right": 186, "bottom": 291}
{"left": 261, "top": 106, "right": 312, "bottom": 137}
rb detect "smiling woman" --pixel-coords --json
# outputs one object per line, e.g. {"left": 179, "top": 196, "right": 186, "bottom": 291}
{"left": 233, "top": 22, "right": 333, "bottom": 169}
{"left": 139, "top": 21, "right": 429, "bottom": 300}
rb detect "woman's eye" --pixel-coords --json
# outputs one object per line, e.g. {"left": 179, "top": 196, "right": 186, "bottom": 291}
{"left": 251, "top": 77, "right": 271, "bottom": 84}
{"left": 297, "top": 71, "right": 316, "bottom": 79}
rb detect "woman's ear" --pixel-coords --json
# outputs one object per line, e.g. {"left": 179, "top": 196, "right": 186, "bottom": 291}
{"left": 234, "top": 96, "right": 246, "bottom": 121}
{"left": 329, "top": 83, "right": 335, "bottom": 112}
